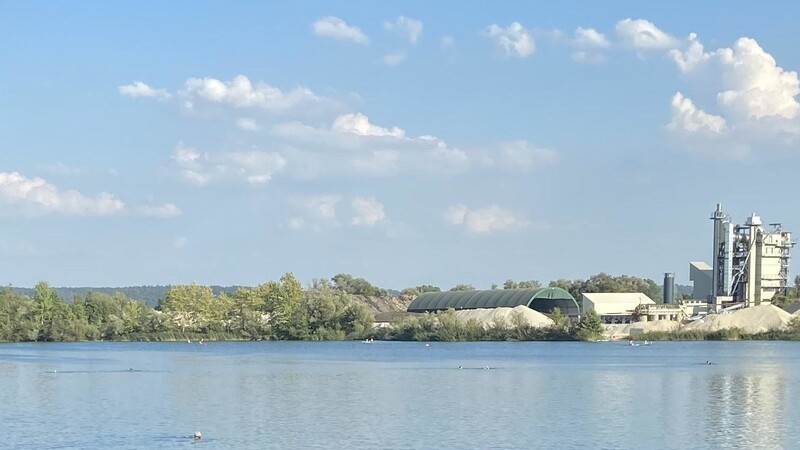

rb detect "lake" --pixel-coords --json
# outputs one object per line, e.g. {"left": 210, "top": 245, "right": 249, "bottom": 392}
{"left": 1, "top": 341, "right": 798, "bottom": 449}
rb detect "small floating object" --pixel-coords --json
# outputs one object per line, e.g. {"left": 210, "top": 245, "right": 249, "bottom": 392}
{"left": 424, "top": 343, "right": 430, "bottom": 347}
{"left": 458, "top": 365, "right": 463, "bottom": 370}
{"left": 193, "top": 431, "right": 202, "bottom": 441}
{"left": 484, "top": 366, "right": 490, "bottom": 370}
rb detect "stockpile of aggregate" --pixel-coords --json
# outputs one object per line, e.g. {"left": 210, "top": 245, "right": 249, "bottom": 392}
{"left": 683, "top": 304, "right": 793, "bottom": 334}
{"left": 604, "top": 320, "right": 680, "bottom": 338}
{"left": 454, "top": 306, "right": 554, "bottom": 330}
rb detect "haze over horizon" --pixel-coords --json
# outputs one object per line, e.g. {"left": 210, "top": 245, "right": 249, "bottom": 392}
{"left": 2, "top": 2, "right": 799, "bottom": 290}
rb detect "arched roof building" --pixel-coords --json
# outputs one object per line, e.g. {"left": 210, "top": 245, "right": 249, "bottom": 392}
{"left": 407, "top": 287, "right": 580, "bottom": 317}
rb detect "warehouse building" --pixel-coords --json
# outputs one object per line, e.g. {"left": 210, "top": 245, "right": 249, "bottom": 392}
{"left": 406, "top": 287, "right": 580, "bottom": 317}
{"left": 581, "top": 292, "right": 655, "bottom": 324}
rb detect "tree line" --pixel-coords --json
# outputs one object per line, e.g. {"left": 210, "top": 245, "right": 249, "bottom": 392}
{"left": 0, "top": 274, "right": 373, "bottom": 342}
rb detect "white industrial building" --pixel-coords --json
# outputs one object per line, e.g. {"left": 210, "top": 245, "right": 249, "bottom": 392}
{"left": 691, "top": 204, "right": 794, "bottom": 312}
{"left": 581, "top": 293, "right": 655, "bottom": 324}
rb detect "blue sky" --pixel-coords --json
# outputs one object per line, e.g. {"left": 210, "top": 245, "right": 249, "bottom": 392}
{"left": 2, "top": 2, "right": 800, "bottom": 289}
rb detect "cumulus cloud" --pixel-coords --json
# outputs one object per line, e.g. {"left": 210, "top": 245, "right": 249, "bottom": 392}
{"left": 181, "top": 75, "right": 321, "bottom": 112}
{"left": 351, "top": 197, "right": 386, "bottom": 226}
{"left": 332, "top": 113, "right": 406, "bottom": 137}
{"left": 171, "top": 143, "right": 286, "bottom": 186}
{"left": 570, "top": 27, "right": 609, "bottom": 63}
{"left": 384, "top": 16, "right": 423, "bottom": 44}
{"left": 444, "top": 204, "right": 530, "bottom": 234}
{"left": 716, "top": 38, "right": 800, "bottom": 120}
{"left": 382, "top": 52, "right": 407, "bottom": 66}
{"left": 484, "top": 22, "right": 535, "bottom": 58}
{"left": 615, "top": 18, "right": 678, "bottom": 50}
{"left": 668, "top": 33, "right": 712, "bottom": 74}
{"left": 574, "top": 27, "right": 609, "bottom": 48}
{"left": 0, "top": 171, "right": 124, "bottom": 216}
{"left": 118, "top": 81, "right": 170, "bottom": 99}
{"left": 312, "top": 16, "right": 369, "bottom": 44}
{"left": 663, "top": 33, "right": 800, "bottom": 156}
{"left": 120, "top": 75, "right": 330, "bottom": 115}
{"left": 668, "top": 92, "right": 727, "bottom": 134}
{"left": 236, "top": 118, "right": 261, "bottom": 131}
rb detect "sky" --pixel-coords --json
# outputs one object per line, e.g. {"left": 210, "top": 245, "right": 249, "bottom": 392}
{"left": 2, "top": 1, "right": 800, "bottom": 290}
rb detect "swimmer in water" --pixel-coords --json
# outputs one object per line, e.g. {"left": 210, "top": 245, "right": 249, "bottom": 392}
{"left": 193, "top": 431, "right": 202, "bottom": 441}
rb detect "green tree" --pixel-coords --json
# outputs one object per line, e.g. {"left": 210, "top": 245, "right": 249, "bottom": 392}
{"left": 415, "top": 285, "right": 441, "bottom": 294}
{"left": 573, "top": 308, "right": 604, "bottom": 341}
{"left": 449, "top": 284, "right": 475, "bottom": 292}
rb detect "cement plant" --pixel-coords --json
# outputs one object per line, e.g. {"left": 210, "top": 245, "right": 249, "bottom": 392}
{"left": 405, "top": 203, "right": 800, "bottom": 337}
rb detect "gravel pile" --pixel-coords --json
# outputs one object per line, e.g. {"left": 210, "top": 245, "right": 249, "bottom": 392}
{"left": 454, "top": 305, "right": 554, "bottom": 330}
{"left": 604, "top": 320, "right": 680, "bottom": 338}
{"left": 683, "top": 304, "right": 792, "bottom": 334}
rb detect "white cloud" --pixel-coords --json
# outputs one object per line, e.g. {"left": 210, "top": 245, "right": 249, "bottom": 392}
{"left": 573, "top": 27, "right": 609, "bottom": 48}
{"left": 118, "top": 81, "right": 170, "bottom": 99}
{"left": 351, "top": 197, "right": 386, "bottom": 227}
{"left": 444, "top": 204, "right": 530, "bottom": 234}
{"left": 664, "top": 34, "right": 800, "bottom": 156}
{"left": 181, "top": 75, "right": 320, "bottom": 112}
{"left": 331, "top": 113, "right": 406, "bottom": 137}
{"left": 236, "top": 118, "right": 261, "bottom": 131}
{"left": 716, "top": 38, "right": 800, "bottom": 120}
{"left": 382, "top": 52, "right": 407, "bottom": 66}
{"left": 137, "top": 203, "right": 182, "bottom": 218}
{"left": 668, "top": 92, "right": 727, "bottom": 135}
{"left": 273, "top": 115, "right": 556, "bottom": 179}
{"left": 384, "top": 16, "right": 423, "bottom": 44}
{"left": 171, "top": 143, "right": 286, "bottom": 186}
{"left": 0, "top": 171, "right": 125, "bottom": 216}
{"left": 484, "top": 22, "right": 535, "bottom": 58}
{"left": 615, "top": 18, "right": 678, "bottom": 50}
{"left": 312, "top": 16, "right": 369, "bottom": 44}
{"left": 668, "top": 33, "right": 712, "bottom": 74}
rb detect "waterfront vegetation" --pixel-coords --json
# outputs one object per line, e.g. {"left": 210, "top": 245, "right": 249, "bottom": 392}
{"left": 2, "top": 272, "right": 799, "bottom": 343}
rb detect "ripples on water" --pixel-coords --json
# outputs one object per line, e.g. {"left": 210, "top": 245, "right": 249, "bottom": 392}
{"left": 0, "top": 341, "right": 798, "bottom": 449}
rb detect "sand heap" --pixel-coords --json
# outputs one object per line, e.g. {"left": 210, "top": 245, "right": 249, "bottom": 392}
{"left": 683, "top": 304, "right": 793, "bottom": 334}
{"left": 604, "top": 320, "right": 680, "bottom": 338}
{"left": 454, "top": 306, "right": 554, "bottom": 330}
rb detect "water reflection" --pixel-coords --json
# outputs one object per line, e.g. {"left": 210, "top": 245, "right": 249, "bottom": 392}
{"left": 705, "top": 371, "right": 786, "bottom": 449}
{"left": 0, "top": 342, "right": 799, "bottom": 449}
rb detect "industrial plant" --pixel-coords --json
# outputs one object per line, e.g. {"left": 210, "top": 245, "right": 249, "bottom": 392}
{"left": 406, "top": 203, "right": 796, "bottom": 328}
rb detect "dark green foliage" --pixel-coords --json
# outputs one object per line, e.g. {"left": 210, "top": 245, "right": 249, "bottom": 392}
{"left": 548, "top": 273, "right": 662, "bottom": 302}
{"left": 572, "top": 309, "right": 604, "bottom": 341}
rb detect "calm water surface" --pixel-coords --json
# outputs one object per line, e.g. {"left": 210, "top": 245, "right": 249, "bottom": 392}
{"left": 1, "top": 341, "right": 798, "bottom": 449}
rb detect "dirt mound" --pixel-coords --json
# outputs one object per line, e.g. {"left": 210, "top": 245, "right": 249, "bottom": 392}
{"left": 454, "top": 306, "right": 554, "bottom": 330}
{"left": 683, "top": 304, "right": 792, "bottom": 334}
